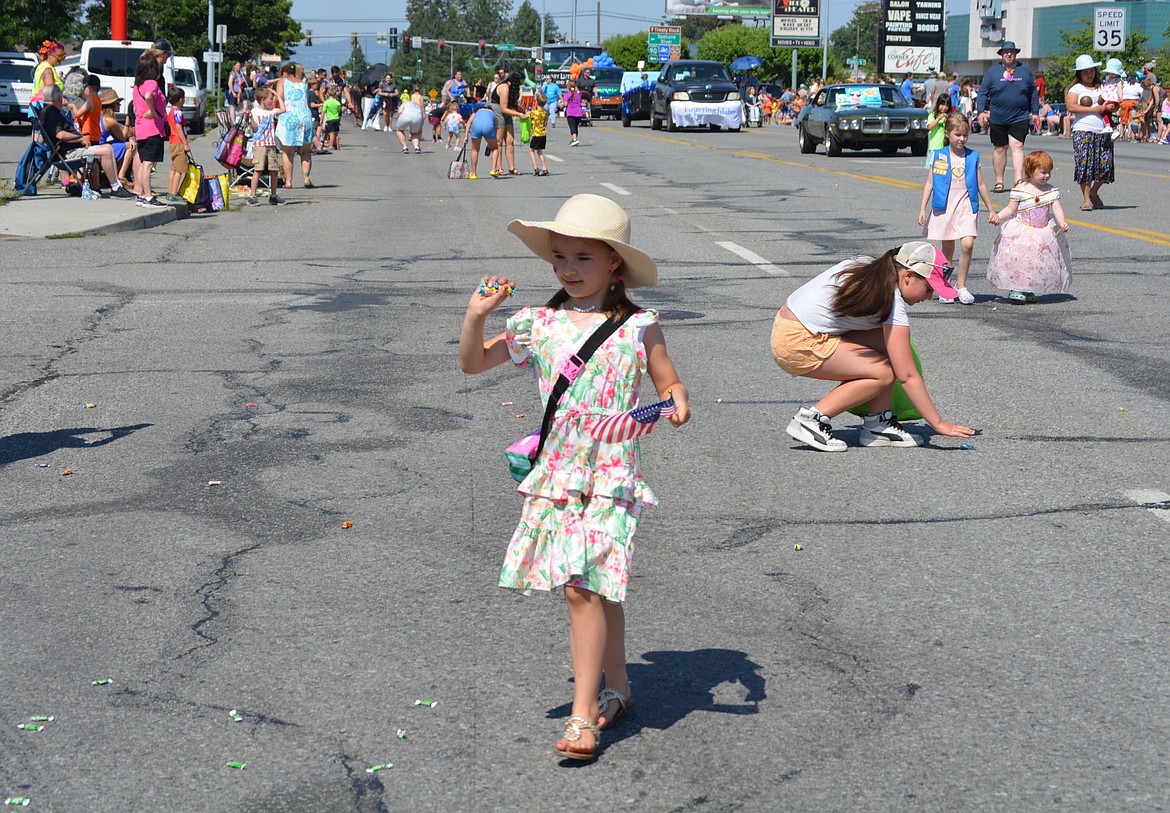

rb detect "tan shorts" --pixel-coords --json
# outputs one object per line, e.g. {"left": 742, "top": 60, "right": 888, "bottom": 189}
{"left": 770, "top": 311, "right": 840, "bottom": 376}
{"left": 169, "top": 142, "right": 189, "bottom": 173}
{"left": 254, "top": 146, "right": 280, "bottom": 171}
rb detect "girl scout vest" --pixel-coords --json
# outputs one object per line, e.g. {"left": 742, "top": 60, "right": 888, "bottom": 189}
{"left": 930, "top": 148, "right": 981, "bottom": 213}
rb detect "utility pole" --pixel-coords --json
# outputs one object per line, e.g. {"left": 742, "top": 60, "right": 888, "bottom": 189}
{"left": 596, "top": 1, "right": 601, "bottom": 46}
{"left": 207, "top": 0, "right": 215, "bottom": 103}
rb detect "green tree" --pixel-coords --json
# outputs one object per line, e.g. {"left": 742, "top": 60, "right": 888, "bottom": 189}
{"left": 346, "top": 44, "right": 369, "bottom": 79}
{"left": 694, "top": 22, "right": 840, "bottom": 84}
{"left": 603, "top": 32, "right": 655, "bottom": 71}
{"left": 80, "top": 0, "right": 302, "bottom": 64}
{"left": 0, "top": 0, "right": 87, "bottom": 50}
{"left": 680, "top": 16, "right": 720, "bottom": 42}
{"left": 510, "top": 0, "right": 541, "bottom": 46}
{"left": 1044, "top": 19, "right": 1150, "bottom": 100}
{"left": 542, "top": 13, "right": 560, "bottom": 43}
{"left": 828, "top": 1, "right": 879, "bottom": 68}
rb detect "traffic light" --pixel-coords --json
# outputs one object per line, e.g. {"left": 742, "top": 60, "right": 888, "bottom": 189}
{"left": 350, "top": 33, "right": 358, "bottom": 49}
{"left": 388, "top": 27, "right": 398, "bottom": 49}
{"left": 438, "top": 39, "right": 445, "bottom": 55}
{"left": 478, "top": 40, "right": 486, "bottom": 58}
{"left": 402, "top": 34, "right": 411, "bottom": 53}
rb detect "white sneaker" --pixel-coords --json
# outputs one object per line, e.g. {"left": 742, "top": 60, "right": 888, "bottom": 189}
{"left": 957, "top": 287, "right": 975, "bottom": 305}
{"left": 786, "top": 407, "right": 847, "bottom": 452}
{"left": 860, "top": 410, "right": 922, "bottom": 447}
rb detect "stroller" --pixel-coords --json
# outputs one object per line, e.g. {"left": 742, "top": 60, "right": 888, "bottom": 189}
{"left": 215, "top": 111, "right": 270, "bottom": 191}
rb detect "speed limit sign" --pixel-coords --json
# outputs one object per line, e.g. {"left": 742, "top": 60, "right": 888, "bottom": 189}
{"left": 1094, "top": 7, "right": 1126, "bottom": 52}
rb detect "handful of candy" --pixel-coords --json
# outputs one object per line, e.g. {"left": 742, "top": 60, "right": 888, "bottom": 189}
{"left": 478, "top": 278, "right": 515, "bottom": 297}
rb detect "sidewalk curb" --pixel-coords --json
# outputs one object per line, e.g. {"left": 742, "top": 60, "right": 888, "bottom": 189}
{"left": 0, "top": 195, "right": 190, "bottom": 240}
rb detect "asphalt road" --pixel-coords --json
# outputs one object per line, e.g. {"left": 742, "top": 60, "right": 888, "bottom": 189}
{"left": 1, "top": 115, "right": 1168, "bottom": 812}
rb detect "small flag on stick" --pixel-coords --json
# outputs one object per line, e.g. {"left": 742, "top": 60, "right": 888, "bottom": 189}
{"left": 589, "top": 394, "right": 676, "bottom": 443}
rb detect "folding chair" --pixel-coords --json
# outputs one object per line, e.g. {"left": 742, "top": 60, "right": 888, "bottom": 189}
{"left": 14, "top": 105, "right": 91, "bottom": 197}
{"left": 213, "top": 109, "right": 233, "bottom": 148}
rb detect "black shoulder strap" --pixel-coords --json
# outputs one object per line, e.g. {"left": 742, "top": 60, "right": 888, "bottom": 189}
{"left": 531, "top": 310, "right": 635, "bottom": 464}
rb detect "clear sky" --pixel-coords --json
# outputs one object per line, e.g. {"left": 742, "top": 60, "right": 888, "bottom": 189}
{"left": 287, "top": 0, "right": 881, "bottom": 70}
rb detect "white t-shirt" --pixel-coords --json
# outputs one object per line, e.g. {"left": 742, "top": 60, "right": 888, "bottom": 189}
{"left": 1122, "top": 80, "right": 1143, "bottom": 101}
{"left": 1067, "top": 82, "right": 1106, "bottom": 133}
{"left": 786, "top": 259, "right": 910, "bottom": 335}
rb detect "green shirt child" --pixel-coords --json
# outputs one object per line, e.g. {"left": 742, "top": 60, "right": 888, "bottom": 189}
{"left": 323, "top": 96, "right": 342, "bottom": 121}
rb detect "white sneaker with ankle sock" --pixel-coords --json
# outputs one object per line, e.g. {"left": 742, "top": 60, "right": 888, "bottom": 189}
{"left": 786, "top": 407, "right": 847, "bottom": 452}
{"left": 860, "top": 411, "right": 922, "bottom": 447}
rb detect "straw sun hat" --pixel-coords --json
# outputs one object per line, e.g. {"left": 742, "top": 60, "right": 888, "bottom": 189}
{"left": 507, "top": 194, "right": 658, "bottom": 289}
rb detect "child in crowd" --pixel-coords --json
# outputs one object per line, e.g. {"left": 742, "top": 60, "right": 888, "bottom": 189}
{"left": 442, "top": 103, "right": 464, "bottom": 150}
{"left": 986, "top": 150, "right": 1071, "bottom": 302}
{"left": 247, "top": 86, "right": 287, "bottom": 206}
{"left": 772, "top": 241, "right": 975, "bottom": 452}
{"left": 1099, "top": 58, "right": 1125, "bottom": 140}
{"left": 762, "top": 92, "right": 774, "bottom": 125}
{"left": 322, "top": 88, "right": 342, "bottom": 150}
{"left": 923, "top": 93, "right": 952, "bottom": 168}
{"left": 528, "top": 92, "right": 549, "bottom": 175}
{"left": 564, "top": 80, "right": 584, "bottom": 146}
{"left": 166, "top": 86, "right": 190, "bottom": 202}
{"left": 428, "top": 100, "right": 443, "bottom": 142}
{"left": 459, "top": 194, "right": 690, "bottom": 762}
{"left": 917, "top": 113, "right": 995, "bottom": 304}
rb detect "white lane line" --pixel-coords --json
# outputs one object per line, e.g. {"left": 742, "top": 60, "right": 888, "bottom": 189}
{"left": 600, "top": 182, "right": 631, "bottom": 196}
{"left": 716, "top": 240, "right": 789, "bottom": 276}
{"left": 546, "top": 154, "right": 565, "bottom": 163}
{"left": 1122, "top": 489, "right": 1170, "bottom": 524}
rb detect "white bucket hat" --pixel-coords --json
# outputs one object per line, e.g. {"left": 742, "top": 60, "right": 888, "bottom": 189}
{"left": 508, "top": 194, "right": 658, "bottom": 288}
{"left": 1074, "top": 54, "right": 1101, "bottom": 72}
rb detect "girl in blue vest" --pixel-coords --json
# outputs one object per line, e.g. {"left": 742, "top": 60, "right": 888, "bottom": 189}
{"left": 917, "top": 113, "right": 999, "bottom": 304}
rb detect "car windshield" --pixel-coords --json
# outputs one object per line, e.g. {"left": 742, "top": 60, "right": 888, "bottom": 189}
{"left": 174, "top": 68, "right": 200, "bottom": 88}
{"left": 827, "top": 85, "right": 906, "bottom": 109}
{"left": 593, "top": 68, "right": 623, "bottom": 84}
{"left": 87, "top": 47, "right": 140, "bottom": 78}
{"left": 0, "top": 62, "right": 32, "bottom": 82}
{"left": 672, "top": 64, "right": 731, "bottom": 83}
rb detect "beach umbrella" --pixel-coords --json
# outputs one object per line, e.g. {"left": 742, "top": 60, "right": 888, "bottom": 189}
{"left": 730, "top": 55, "right": 763, "bottom": 72}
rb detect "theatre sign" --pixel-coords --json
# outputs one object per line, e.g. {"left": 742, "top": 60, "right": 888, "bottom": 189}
{"left": 879, "top": 0, "right": 945, "bottom": 75}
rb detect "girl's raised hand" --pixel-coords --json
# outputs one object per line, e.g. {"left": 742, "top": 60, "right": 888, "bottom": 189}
{"left": 467, "top": 276, "right": 515, "bottom": 316}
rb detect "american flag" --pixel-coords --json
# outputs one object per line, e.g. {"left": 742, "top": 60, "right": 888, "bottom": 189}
{"left": 589, "top": 395, "right": 676, "bottom": 443}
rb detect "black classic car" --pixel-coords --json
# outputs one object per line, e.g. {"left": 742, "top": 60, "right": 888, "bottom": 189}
{"left": 797, "top": 84, "right": 929, "bottom": 157}
{"left": 650, "top": 60, "right": 742, "bottom": 132}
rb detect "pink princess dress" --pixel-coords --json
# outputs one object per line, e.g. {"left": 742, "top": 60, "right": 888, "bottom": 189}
{"left": 986, "top": 188, "right": 1071, "bottom": 295}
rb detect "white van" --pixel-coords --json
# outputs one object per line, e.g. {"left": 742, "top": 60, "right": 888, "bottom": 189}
{"left": 0, "top": 51, "right": 36, "bottom": 125}
{"left": 70, "top": 40, "right": 176, "bottom": 122}
{"left": 170, "top": 55, "right": 207, "bottom": 133}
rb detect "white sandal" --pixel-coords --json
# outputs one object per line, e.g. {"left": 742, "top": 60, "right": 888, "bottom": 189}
{"left": 554, "top": 715, "right": 600, "bottom": 761}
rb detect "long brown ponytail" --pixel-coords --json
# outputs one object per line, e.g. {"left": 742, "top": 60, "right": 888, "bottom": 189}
{"left": 830, "top": 250, "right": 900, "bottom": 322}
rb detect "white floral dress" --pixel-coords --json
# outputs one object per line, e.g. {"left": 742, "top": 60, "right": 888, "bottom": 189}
{"left": 501, "top": 306, "right": 660, "bottom": 602}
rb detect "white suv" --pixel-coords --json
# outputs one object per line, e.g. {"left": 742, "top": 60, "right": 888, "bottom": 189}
{"left": 0, "top": 52, "right": 35, "bottom": 126}
{"left": 171, "top": 55, "right": 207, "bottom": 134}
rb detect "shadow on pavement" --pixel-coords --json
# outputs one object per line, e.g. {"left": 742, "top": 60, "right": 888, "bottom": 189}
{"left": 548, "top": 647, "right": 766, "bottom": 748}
{"left": 0, "top": 423, "right": 153, "bottom": 466}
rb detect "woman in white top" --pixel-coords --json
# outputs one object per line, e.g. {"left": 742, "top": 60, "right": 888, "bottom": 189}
{"left": 770, "top": 241, "right": 976, "bottom": 452}
{"left": 1065, "top": 54, "right": 1114, "bottom": 211}
{"left": 1120, "top": 74, "right": 1142, "bottom": 141}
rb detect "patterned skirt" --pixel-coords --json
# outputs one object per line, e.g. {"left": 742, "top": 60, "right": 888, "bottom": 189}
{"left": 1072, "top": 131, "right": 1114, "bottom": 185}
{"left": 500, "top": 493, "right": 642, "bottom": 603}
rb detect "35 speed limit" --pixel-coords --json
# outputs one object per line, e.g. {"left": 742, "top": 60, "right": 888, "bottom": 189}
{"left": 1094, "top": 8, "right": 1126, "bottom": 52}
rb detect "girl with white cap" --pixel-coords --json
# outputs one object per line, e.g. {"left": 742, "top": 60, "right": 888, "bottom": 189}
{"left": 460, "top": 194, "right": 691, "bottom": 761}
{"left": 772, "top": 241, "right": 976, "bottom": 452}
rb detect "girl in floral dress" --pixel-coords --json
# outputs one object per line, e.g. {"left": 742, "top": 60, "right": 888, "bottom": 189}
{"left": 459, "top": 194, "right": 691, "bottom": 761}
{"left": 986, "top": 150, "right": 1071, "bottom": 302}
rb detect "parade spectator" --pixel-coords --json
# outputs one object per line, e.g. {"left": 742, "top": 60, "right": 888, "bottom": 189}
{"left": 900, "top": 73, "right": 914, "bottom": 104}
{"left": 541, "top": 75, "right": 561, "bottom": 128}
{"left": 528, "top": 92, "right": 549, "bottom": 175}
{"left": 1036, "top": 71, "right": 1047, "bottom": 103}
{"left": 442, "top": 70, "right": 468, "bottom": 106}
{"left": 98, "top": 88, "right": 135, "bottom": 185}
{"left": 132, "top": 50, "right": 169, "bottom": 207}
{"left": 1065, "top": 54, "right": 1114, "bottom": 211}
{"left": 577, "top": 65, "right": 595, "bottom": 121}
{"left": 227, "top": 61, "right": 242, "bottom": 118}
{"left": 773, "top": 241, "right": 973, "bottom": 452}
{"left": 959, "top": 77, "right": 976, "bottom": 126}
{"left": 40, "top": 85, "right": 134, "bottom": 198}
{"left": 247, "top": 86, "right": 287, "bottom": 206}
{"left": 379, "top": 73, "right": 398, "bottom": 131}
{"left": 442, "top": 103, "right": 463, "bottom": 150}
{"left": 1121, "top": 72, "right": 1142, "bottom": 141}
{"left": 918, "top": 113, "right": 996, "bottom": 305}
{"left": 165, "top": 86, "right": 189, "bottom": 201}
{"left": 71, "top": 75, "right": 103, "bottom": 147}
{"left": 923, "top": 71, "right": 937, "bottom": 105}
{"left": 322, "top": 87, "right": 342, "bottom": 150}
{"left": 276, "top": 62, "right": 314, "bottom": 188}
{"left": 492, "top": 70, "right": 529, "bottom": 174}
{"left": 395, "top": 85, "right": 425, "bottom": 154}
{"left": 306, "top": 76, "right": 326, "bottom": 152}
{"left": 465, "top": 104, "right": 497, "bottom": 180}
{"left": 977, "top": 41, "right": 1040, "bottom": 192}
{"left": 563, "top": 79, "right": 584, "bottom": 147}
{"left": 472, "top": 78, "right": 486, "bottom": 100}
